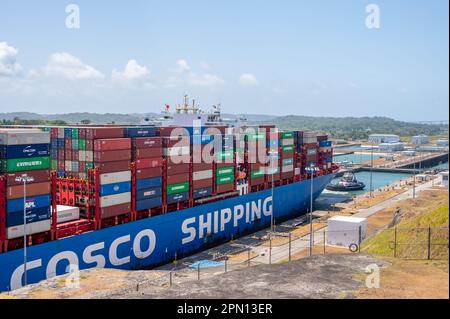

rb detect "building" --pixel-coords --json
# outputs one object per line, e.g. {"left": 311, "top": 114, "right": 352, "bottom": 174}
{"left": 411, "top": 135, "right": 429, "bottom": 145}
{"left": 368, "top": 134, "right": 400, "bottom": 144}
{"left": 438, "top": 171, "right": 449, "bottom": 188}
{"left": 436, "top": 139, "right": 449, "bottom": 146}
{"left": 402, "top": 150, "right": 416, "bottom": 156}
{"left": 379, "top": 142, "right": 405, "bottom": 152}
{"left": 327, "top": 216, "right": 368, "bottom": 248}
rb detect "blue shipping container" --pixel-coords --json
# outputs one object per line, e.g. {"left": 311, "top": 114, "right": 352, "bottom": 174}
{"left": 136, "top": 197, "right": 162, "bottom": 211}
{"left": 64, "top": 128, "right": 72, "bottom": 137}
{"left": 193, "top": 187, "right": 213, "bottom": 199}
{"left": 0, "top": 144, "right": 50, "bottom": 159}
{"left": 136, "top": 187, "right": 162, "bottom": 201}
{"left": 136, "top": 177, "right": 162, "bottom": 190}
{"left": 6, "top": 206, "right": 51, "bottom": 227}
{"left": 7, "top": 194, "right": 51, "bottom": 214}
{"left": 124, "top": 127, "right": 158, "bottom": 138}
{"left": 100, "top": 181, "right": 131, "bottom": 197}
{"left": 319, "top": 141, "right": 332, "bottom": 147}
{"left": 167, "top": 191, "right": 189, "bottom": 204}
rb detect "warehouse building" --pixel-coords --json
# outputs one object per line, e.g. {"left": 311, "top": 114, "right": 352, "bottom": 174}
{"left": 379, "top": 142, "right": 405, "bottom": 152}
{"left": 368, "top": 134, "right": 400, "bottom": 144}
{"left": 411, "top": 135, "right": 429, "bottom": 145}
{"left": 436, "top": 139, "right": 449, "bottom": 146}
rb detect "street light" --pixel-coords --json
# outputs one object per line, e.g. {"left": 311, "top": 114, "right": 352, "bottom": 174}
{"left": 268, "top": 150, "right": 278, "bottom": 232}
{"left": 14, "top": 174, "right": 35, "bottom": 287}
{"left": 306, "top": 164, "right": 320, "bottom": 256}
{"left": 369, "top": 141, "right": 374, "bottom": 198}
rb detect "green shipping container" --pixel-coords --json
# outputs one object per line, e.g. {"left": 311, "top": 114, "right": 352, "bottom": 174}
{"left": 167, "top": 182, "right": 189, "bottom": 195}
{"left": 72, "top": 139, "right": 79, "bottom": 150}
{"left": 281, "top": 131, "right": 294, "bottom": 139}
{"left": 250, "top": 169, "right": 265, "bottom": 178}
{"left": 216, "top": 166, "right": 234, "bottom": 177}
{"left": 85, "top": 162, "right": 94, "bottom": 172}
{"left": 72, "top": 128, "right": 79, "bottom": 139}
{"left": 215, "top": 150, "right": 234, "bottom": 160}
{"left": 216, "top": 175, "right": 234, "bottom": 185}
{"left": 282, "top": 145, "right": 294, "bottom": 153}
{"left": 1, "top": 156, "right": 50, "bottom": 173}
{"left": 51, "top": 160, "right": 58, "bottom": 170}
{"left": 246, "top": 133, "right": 265, "bottom": 141}
{"left": 78, "top": 139, "right": 86, "bottom": 150}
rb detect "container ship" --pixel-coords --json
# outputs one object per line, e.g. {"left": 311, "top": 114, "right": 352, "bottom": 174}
{"left": 0, "top": 97, "right": 337, "bottom": 291}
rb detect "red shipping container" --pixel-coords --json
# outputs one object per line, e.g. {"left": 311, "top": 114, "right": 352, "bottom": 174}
{"left": 65, "top": 139, "right": 72, "bottom": 149}
{"left": 167, "top": 163, "right": 190, "bottom": 175}
{"left": 96, "top": 160, "right": 131, "bottom": 173}
{"left": 72, "top": 150, "right": 79, "bottom": 160}
{"left": 216, "top": 162, "right": 235, "bottom": 169}
{"left": 193, "top": 179, "right": 213, "bottom": 189}
{"left": 162, "top": 137, "right": 190, "bottom": 147}
{"left": 79, "top": 128, "right": 86, "bottom": 139}
{"left": 166, "top": 155, "right": 191, "bottom": 165}
{"left": 204, "top": 125, "right": 227, "bottom": 134}
{"left": 7, "top": 182, "right": 51, "bottom": 200}
{"left": 6, "top": 170, "right": 50, "bottom": 186}
{"left": 136, "top": 167, "right": 163, "bottom": 179}
{"left": 216, "top": 183, "right": 235, "bottom": 193}
{"left": 281, "top": 171, "right": 294, "bottom": 179}
{"left": 267, "top": 173, "right": 280, "bottom": 181}
{"left": 250, "top": 176, "right": 265, "bottom": 185}
{"left": 193, "top": 162, "right": 213, "bottom": 171}
{"left": 133, "top": 137, "right": 162, "bottom": 148}
{"left": 58, "top": 150, "right": 65, "bottom": 160}
{"left": 85, "top": 139, "right": 93, "bottom": 150}
{"left": 94, "top": 149, "right": 131, "bottom": 162}
{"left": 91, "top": 127, "right": 124, "bottom": 139}
{"left": 100, "top": 202, "right": 131, "bottom": 219}
{"left": 79, "top": 161, "right": 86, "bottom": 172}
{"left": 50, "top": 128, "right": 58, "bottom": 138}
{"left": 132, "top": 148, "right": 162, "bottom": 159}
{"left": 94, "top": 138, "right": 131, "bottom": 151}
{"left": 65, "top": 151, "right": 72, "bottom": 161}
{"left": 135, "top": 157, "right": 163, "bottom": 169}
{"left": 159, "top": 126, "right": 189, "bottom": 137}
{"left": 167, "top": 173, "right": 190, "bottom": 184}
{"left": 250, "top": 163, "right": 264, "bottom": 170}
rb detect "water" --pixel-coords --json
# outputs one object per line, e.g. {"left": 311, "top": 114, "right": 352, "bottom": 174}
{"left": 334, "top": 153, "right": 381, "bottom": 164}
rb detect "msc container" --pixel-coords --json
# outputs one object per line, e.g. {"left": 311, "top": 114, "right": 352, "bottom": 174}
{"left": 166, "top": 163, "right": 190, "bottom": 175}
{"left": 136, "top": 167, "right": 163, "bottom": 179}
{"left": 193, "top": 170, "right": 213, "bottom": 181}
{"left": 1, "top": 156, "right": 50, "bottom": 173}
{"left": 99, "top": 192, "right": 131, "bottom": 208}
{"left": 99, "top": 170, "right": 132, "bottom": 185}
{"left": 167, "top": 192, "right": 189, "bottom": 204}
{"left": 96, "top": 160, "right": 131, "bottom": 173}
{"left": 5, "top": 169, "right": 50, "bottom": 186}
{"left": 6, "top": 194, "right": 51, "bottom": 213}
{"left": 135, "top": 157, "right": 163, "bottom": 169}
{"left": 100, "top": 202, "right": 131, "bottom": 219}
{"left": 6, "top": 206, "right": 51, "bottom": 227}
{"left": 7, "top": 182, "right": 51, "bottom": 200}
{"left": 99, "top": 181, "right": 131, "bottom": 197}
{"left": 132, "top": 137, "right": 162, "bottom": 148}
{"left": 132, "top": 148, "right": 162, "bottom": 159}
{"left": 167, "top": 182, "right": 189, "bottom": 195}
{"left": 136, "top": 197, "right": 162, "bottom": 211}
{"left": 124, "top": 127, "right": 157, "bottom": 138}
{"left": 136, "top": 177, "right": 162, "bottom": 190}
{"left": 56, "top": 205, "right": 80, "bottom": 224}
{"left": 0, "top": 143, "right": 50, "bottom": 159}
{"left": 193, "top": 187, "right": 213, "bottom": 199}
{"left": 0, "top": 129, "right": 50, "bottom": 145}
{"left": 93, "top": 138, "right": 131, "bottom": 151}
{"left": 136, "top": 187, "right": 162, "bottom": 201}
{"left": 93, "top": 149, "right": 131, "bottom": 162}
{"left": 6, "top": 219, "right": 52, "bottom": 239}
{"left": 167, "top": 173, "right": 190, "bottom": 184}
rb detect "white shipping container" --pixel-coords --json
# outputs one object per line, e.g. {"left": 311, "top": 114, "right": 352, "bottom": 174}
{"left": 85, "top": 151, "right": 93, "bottom": 162}
{"left": 57, "top": 205, "right": 80, "bottom": 223}
{"left": 7, "top": 219, "right": 52, "bottom": 239}
{"left": 294, "top": 167, "right": 301, "bottom": 175}
{"left": 100, "top": 170, "right": 132, "bottom": 185}
{"left": 78, "top": 150, "right": 86, "bottom": 162}
{"left": 57, "top": 128, "right": 65, "bottom": 138}
{"left": 281, "top": 138, "right": 294, "bottom": 146}
{"left": 327, "top": 216, "right": 367, "bottom": 248}
{"left": 65, "top": 160, "right": 72, "bottom": 171}
{"left": 193, "top": 170, "right": 213, "bottom": 181}
{"left": 0, "top": 129, "right": 50, "bottom": 145}
{"left": 100, "top": 192, "right": 131, "bottom": 208}
{"left": 163, "top": 146, "right": 190, "bottom": 157}
{"left": 282, "top": 164, "right": 294, "bottom": 172}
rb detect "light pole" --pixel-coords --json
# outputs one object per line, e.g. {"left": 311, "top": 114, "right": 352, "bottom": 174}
{"left": 306, "top": 164, "right": 319, "bottom": 256}
{"left": 413, "top": 146, "right": 417, "bottom": 200}
{"left": 268, "top": 150, "right": 278, "bottom": 232}
{"left": 15, "top": 174, "right": 34, "bottom": 287}
{"left": 369, "top": 141, "right": 374, "bottom": 198}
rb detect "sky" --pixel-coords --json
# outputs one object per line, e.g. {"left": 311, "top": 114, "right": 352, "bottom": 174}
{"left": 0, "top": 0, "right": 448, "bottom": 121}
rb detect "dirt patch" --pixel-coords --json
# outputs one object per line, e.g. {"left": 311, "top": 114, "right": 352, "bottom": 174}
{"left": 355, "top": 257, "right": 449, "bottom": 299}
{"left": 290, "top": 245, "right": 351, "bottom": 261}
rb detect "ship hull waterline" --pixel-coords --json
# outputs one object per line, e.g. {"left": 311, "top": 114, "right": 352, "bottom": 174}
{"left": 0, "top": 173, "right": 333, "bottom": 291}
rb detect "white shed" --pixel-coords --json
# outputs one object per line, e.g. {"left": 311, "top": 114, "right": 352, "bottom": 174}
{"left": 368, "top": 134, "right": 400, "bottom": 144}
{"left": 327, "top": 216, "right": 368, "bottom": 248}
{"left": 411, "top": 135, "right": 429, "bottom": 145}
{"left": 438, "top": 171, "right": 449, "bottom": 188}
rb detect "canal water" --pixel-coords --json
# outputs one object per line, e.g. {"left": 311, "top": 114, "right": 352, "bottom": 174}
{"left": 333, "top": 153, "right": 381, "bottom": 164}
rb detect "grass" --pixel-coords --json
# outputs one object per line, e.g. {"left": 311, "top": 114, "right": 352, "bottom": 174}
{"left": 362, "top": 203, "right": 449, "bottom": 258}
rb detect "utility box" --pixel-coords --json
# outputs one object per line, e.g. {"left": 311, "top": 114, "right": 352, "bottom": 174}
{"left": 327, "top": 216, "right": 368, "bottom": 248}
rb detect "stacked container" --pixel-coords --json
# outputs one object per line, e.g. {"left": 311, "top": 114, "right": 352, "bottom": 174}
{"left": 161, "top": 127, "right": 191, "bottom": 205}
{"left": 317, "top": 135, "right": 332, "bottom": 171}
{"left": 0, "top": 129, "right": 52, "bottom": 239}
{"left": 279, "top": 131, "right": 295, "bottom": 180}
{"left": 215, "top": 129, "right": 235, "bottom": 194}
{"left": 190, "top": 126, "right": 214, "bottom": 200}
{"left": 94, "top": 137, "right": 132, "bottom": 219}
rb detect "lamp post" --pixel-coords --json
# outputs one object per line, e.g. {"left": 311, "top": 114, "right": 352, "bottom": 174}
{"left": 14, "top": 174, "right": 34, "bottom": 287}
{"left": 306, "top": 164, "right": 319, "bottom": 256}
{"left": 369, "top": 141, "right": 374, "bottom": 198}
{"left": 268, "top": 150, "right": 278, "bottom": 232}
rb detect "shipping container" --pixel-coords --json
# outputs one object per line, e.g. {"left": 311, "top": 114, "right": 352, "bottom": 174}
{"left": 136, "top": 187, "right": 162, "bottom": 201}
{"left": 124, "top": 127, "right": 157, "bottom": 138}
{"left": 99, "top": 181, "right": 131, "bottom": 197}
{"left": 100, "top": 202, "right": 131, "bottom": 219}
{"left": 1, "top": 156, "right": 50, "bottom": 173}
{"left": 216, "top": 175, "right": 234, "bottom": 185}
{"left": 132, "top": 137, "right": 162, "bottom": 149}
{"left": 93, "top": 138, "right": 131, "bottom": 151}
{"left": 167, "top": 192, "right": 189, "bottom": 204}
{"left": 132, "top": 148, "right": 162, "bottom": 159}
{"left": 193, "top": 179, "right": 213, "bottom": 189}
{"left": 136, "top": 197, "right": 162, "bottom": 211}
{"left": 193, "top": 187, "right": 213, "bottom": 199}
{"left": 0, "top": 144, "right": 50, "bottom": 159}
{"left": 192, "top": 169, "right": 213, "bottom": 181}
{"left": 0, "top": 129, "right": 50, "bottom": 145}
{"left": 90, "top": 128, "right": 124, "bottom": 139}
{"left": 56, "top": 205, "right": 80, "bottom": 224}
{"left": 99, "top": 192, "right": 131, "bottom": 208}
{"left": 167, "top": 173, "right": 190, "bottom": 184}
{"left": 6, "top": 182, "right": 51, "bottom": 200}
{"left": 5, "top": 170, "right": 50, "bottom": 186}
{"left": 96, "top": 160, "right": 131, "bottom": 173}
{"left": 135, "top": 157, "right": 163, "bottom": 169}
{"left": 167, "top": 182, "right": 189, "bottom": 195}
{"left": 6, "top": 206, "right": 51, "bottom": 227}
{"left": 6, "top": 219, "right": 51, "bottom": 239}
{"left": 216, "top": 183, "right": 235, "bottom": 193}
{"left": 166, "top": 163, "right": 190, "bottom": 175}
{"left": 93, "top": 149, "right": 131, "bottom": 162}
{"left": 136, "top": 177, "right": 162, "bottom": 190}
{"left": 136, "top": 167, "right": 163, "bottom": 180}
{"left": 6, "top": 194, "right": 51, "bottom": 213}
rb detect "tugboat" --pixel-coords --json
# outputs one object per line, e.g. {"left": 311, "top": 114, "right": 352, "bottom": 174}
{"left": 326, "top": 171, "right": 365, "bottom": 191}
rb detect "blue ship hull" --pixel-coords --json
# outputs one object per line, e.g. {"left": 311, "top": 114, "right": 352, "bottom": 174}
{"left": 0, "top": 173, "right": 333, "bottom": 291}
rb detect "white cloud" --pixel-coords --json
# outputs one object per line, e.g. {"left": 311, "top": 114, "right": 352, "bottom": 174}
{"left": 166, "top": 59, "right": 224, "bottom": 88}
{"left": 45, "top": 52, "right": 104, "bottom": 80}
{"left": 239, "top": 73, "right": 258, "bottom": 86}
{"left": 112, "top": 59, "right": 150, "bottom": 82}
{"left": 0, "top": 42, "right": 22, "bottom": 77}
